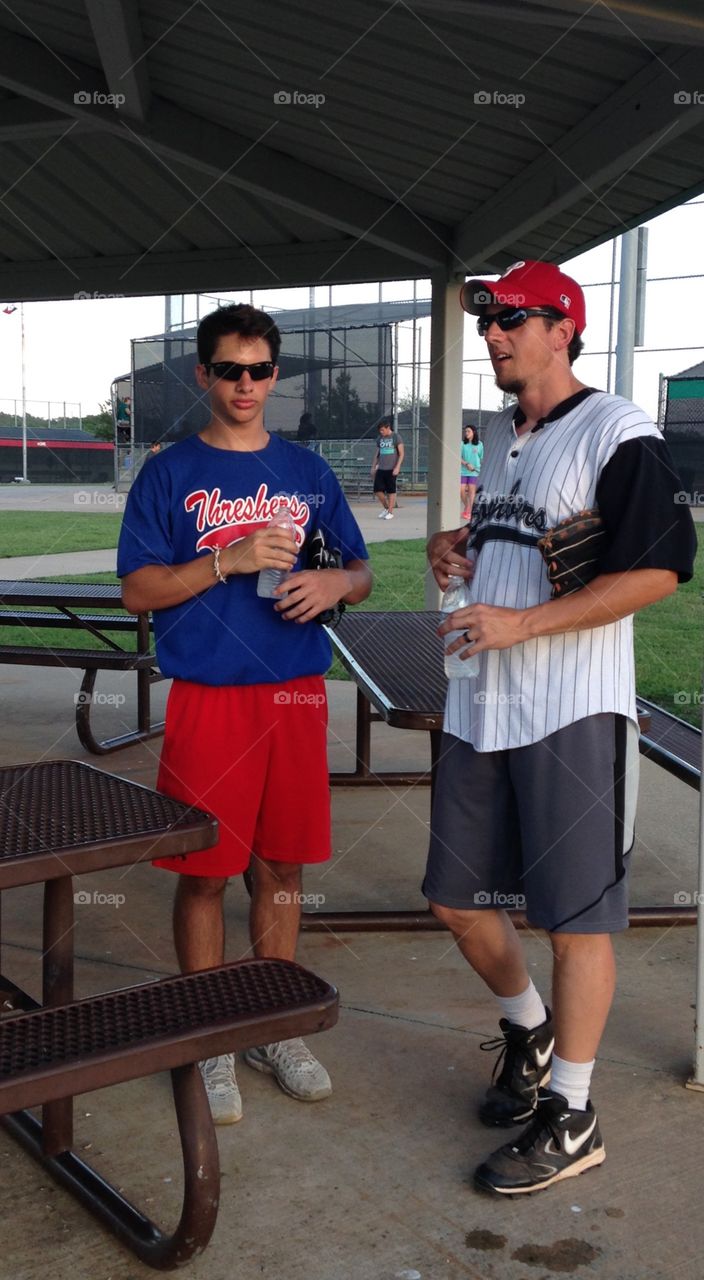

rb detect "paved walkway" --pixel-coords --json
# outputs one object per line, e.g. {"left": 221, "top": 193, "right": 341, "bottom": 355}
{"left": 0, "top": 489, "right": 430, "bottom": 580}
{"left": 0, "top": 548, "right": 118, "bottom": 578}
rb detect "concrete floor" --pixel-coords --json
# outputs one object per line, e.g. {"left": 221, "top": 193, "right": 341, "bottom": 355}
{"left": 0, "top": 661, "right": 702, "bottom": 1280}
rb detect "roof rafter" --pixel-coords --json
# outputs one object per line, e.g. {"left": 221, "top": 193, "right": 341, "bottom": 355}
{"left": 452, "top": 45, "right": 704, "bottom": 270}
{"left": 410, "top": 0, "right": 704, "bottom": 42}
{"left": 0, "top": 240, "right": 427, "bottom": 301}
{"left": 84, "top": 0, "right": 151, "bottom": 122}
{"left": 0, "top": 28, "right": 447, "bottom": 270}
{"left": 0, "top": 99, "right": 100, "bottom": 141}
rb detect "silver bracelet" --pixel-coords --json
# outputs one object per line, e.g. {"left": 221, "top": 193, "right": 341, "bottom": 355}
{"left": 212, "top": 545, "right": 228, "bottom": 585}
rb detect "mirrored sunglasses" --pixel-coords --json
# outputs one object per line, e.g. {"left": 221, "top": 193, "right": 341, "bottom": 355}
{"left": 476, "top": 307, "right": 563, "bottom": 336}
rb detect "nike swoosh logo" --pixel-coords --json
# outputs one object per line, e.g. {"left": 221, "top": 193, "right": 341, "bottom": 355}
{"left": 563, "top": 1116, "right": 597, "bottom": 1156}
{"left": 520, "top": 1039, "right": 554, "bottom": 1078}
{"left": 534, "top": 1039, "right": 554, "bottom": 1070}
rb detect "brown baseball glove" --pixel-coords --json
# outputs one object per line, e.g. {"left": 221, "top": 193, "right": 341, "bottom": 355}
{"left": 536, "top": 509, "right": 607, "bottom": 598}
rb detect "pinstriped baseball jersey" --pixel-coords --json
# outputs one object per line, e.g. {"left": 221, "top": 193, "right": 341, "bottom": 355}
{"left": 445, "top": 390, "right": 674, "bottom": 750}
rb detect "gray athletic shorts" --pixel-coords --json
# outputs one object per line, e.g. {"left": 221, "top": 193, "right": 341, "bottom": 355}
{"left": 423, "top": 713, "right": 639, "bottom": 934}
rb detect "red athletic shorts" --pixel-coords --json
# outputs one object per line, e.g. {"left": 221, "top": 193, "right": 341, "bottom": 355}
{"left": 153, "top": 676, "right": 331, "bottom": 877}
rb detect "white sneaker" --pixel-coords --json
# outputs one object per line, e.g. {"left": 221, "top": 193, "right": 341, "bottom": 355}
{"left": 384, "top": 511, "right": 394, "bottom": 519}
{"left": 244, "top": 1038, "right": 332, "bottom": 1101}
{"left": 378, "top": 508, "right": 388, "bottom": 518}
{"left": 199, "top": 1053, "right": 243, "bottom": 1124}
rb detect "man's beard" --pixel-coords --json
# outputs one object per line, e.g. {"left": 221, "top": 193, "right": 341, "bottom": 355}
{"left": 495, "top": 374, "right": 525, "bottom": 396}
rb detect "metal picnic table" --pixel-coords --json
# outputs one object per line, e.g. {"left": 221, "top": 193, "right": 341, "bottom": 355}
{"left": 0, "top": 580, "right": 163, "bottom": 753}
{"left": 317, "top": 609, "right": 692, "bottom": 933}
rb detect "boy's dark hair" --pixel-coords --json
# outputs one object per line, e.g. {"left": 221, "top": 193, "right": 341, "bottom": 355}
{"left": 377, "top": 416, "right": 394, "bottom": 431}
{"left": 197, "top": 303, "right": 281, "bottom": 366}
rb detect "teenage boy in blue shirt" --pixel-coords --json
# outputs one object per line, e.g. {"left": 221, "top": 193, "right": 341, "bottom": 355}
{"left": 118, "top": 303, "right": 371, "bottom": 1123}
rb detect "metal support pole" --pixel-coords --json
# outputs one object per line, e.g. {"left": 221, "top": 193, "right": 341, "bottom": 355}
{"left": 411, "top": 286, "right": 418, "bottom": 485}
{"left": 425, "top": 276, "right": 464, "bottom": 608}
{"left": 41, "top": 877, "right": 74, "bottom": 1155}
{"left": 20, "top": 303, "right": 27, "bottom": 482}
{"left": 686, "top": 722, "right": 704, "bottom": 1090}
{"left": 615, "top": 229, "right": 639, "bottom": 400}
{"left": 606, "top": 236, "right": 618, "bottom": 393}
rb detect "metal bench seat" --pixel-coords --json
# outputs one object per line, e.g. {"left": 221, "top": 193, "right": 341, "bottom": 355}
{"left": 636, "top": 696, "right": 701, "bottom": 790}
{"left": 0, "top": 609, "right": 145, "bottom": 631}
{"left": 0, "top": 583, "right": 162, "bottom": 754}
{"left": 0, "top": 644, "right": 154, "bottom": 669}
{"left": 0, "top": 957, "right": 338, "bottom": 1269}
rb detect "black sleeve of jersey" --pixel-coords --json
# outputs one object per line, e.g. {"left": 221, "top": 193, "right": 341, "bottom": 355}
{"left": 595, "top": 437, "right": 696, "bottom": 582}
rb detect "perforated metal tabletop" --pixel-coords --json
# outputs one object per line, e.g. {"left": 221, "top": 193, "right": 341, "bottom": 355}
{"left": 0, "top": 581, "right": 123, "bottom": 607}
{"left": 328, "top": 610, "right": 446, "bottom": 728}
{"left": 0, "top": 760, "right": 217, "bottom": 888}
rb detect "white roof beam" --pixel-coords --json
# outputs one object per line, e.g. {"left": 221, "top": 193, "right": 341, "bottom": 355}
{"left": 0, "top": 99, "right": 100, "bottom": 140}
{"left": 453, "top": 45, "right": 704, "bottom": 270}
{"left": 0, "top": 28, "right": 448, "bottom": 270}
{"left": 411, "top": 0, "right": 704, "bottom": 43}
{"left": 84, "top": 0, "right": 151, "bottom": 122}
{"left": 0, "top": 240, "right": 429, "bottom": 301}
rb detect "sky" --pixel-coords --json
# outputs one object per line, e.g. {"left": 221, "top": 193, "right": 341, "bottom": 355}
{"left": 0, "top": 199, "right": 702, "bottom": 424}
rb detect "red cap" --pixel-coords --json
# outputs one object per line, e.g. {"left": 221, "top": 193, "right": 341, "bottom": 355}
{"left": 460, "top": 260, "right": 586, "bottom": 334}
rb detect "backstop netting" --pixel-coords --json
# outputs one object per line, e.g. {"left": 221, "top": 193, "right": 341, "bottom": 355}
{"left": 131, "top": 323, "right": 394, "bottom": 445}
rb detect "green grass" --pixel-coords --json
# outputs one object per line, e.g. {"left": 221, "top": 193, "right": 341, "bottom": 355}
{"left": 326, "top": 539, "right": 427, "bottom": 680}
{"left": 0, "top": 510, "right": 122, "bottom": 557}
{"left": 633, "top": 536, "right": 703, "bottom": 727}
{"left": 2, "top": 534, "right": 701, "bottom": 726}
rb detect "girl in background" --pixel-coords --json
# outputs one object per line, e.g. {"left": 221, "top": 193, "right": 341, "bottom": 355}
{"left": 460, "top": 425, "right": 483, "bottom": 520}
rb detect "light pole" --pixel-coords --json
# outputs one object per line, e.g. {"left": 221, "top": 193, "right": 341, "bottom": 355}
{"left": 20, "top": 301, "right": 28, "bottom": 483}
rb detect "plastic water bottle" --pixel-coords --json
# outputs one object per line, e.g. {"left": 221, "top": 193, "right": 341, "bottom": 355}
{"left": 441, "top": 574, "right": 479, "bottom": 679}
{"left": 257, "top": 505, "right": 297, "bottom": 598}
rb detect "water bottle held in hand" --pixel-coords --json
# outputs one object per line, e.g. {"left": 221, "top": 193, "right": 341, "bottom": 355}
{"left": 257, "top": 505, "right": 297, "bottom": 598}
{"left": 441, "top": 573, "right": 479, "bottom": 679}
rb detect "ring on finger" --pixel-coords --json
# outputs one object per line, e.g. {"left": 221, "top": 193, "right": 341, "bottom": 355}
{"left": 463, "top": 630, "right": 473, "bottom": 644}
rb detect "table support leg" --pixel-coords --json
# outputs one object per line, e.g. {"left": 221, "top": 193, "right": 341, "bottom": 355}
{"left": 137, "top": 612, "right": 152, "bottom": 736}
{"left": 42, "top": 877, "right": 74, "bottom": 1156}
{"left": 2, "top": 1062, "right": 220, "bottom": 1269}
{"left": 355, "top": 685, "right": 371, "bottom": 778}
{"left": 329, "top": 688, "right": 433, "bottom": 789}
{"left": 303, "top": 728, "right": 442, "bottom": 932}
{"left": 75, "top": 665, "right": 166, "bottom": 755}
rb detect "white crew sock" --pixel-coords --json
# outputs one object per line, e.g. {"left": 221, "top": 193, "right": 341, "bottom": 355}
{"left": 549, "top": 1054, "right": 595, "bottom": 1111}
{"left": 496, "top": 979, "right": 546, "bottom": 1031}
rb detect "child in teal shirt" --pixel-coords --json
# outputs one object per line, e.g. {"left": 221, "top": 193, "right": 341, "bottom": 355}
{"left": 460, "top": 425, "right": 483, "bottom": 519}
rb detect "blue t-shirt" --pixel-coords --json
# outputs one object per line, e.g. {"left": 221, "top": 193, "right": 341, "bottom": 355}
{"left": 116, "top": 433, "right": 368, "bottom": 686}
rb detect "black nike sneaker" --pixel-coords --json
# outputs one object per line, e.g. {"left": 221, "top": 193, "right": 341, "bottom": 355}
{"left": 478, "top": 1009, "right": 554, "bottom": 1127}
{"left": 474, "top": 1089, "right": 605, "bottom": 1195}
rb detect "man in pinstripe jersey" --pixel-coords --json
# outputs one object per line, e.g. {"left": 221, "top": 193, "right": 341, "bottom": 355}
{"left": 424, "top": 261, "right": 696, "bottom": 1196}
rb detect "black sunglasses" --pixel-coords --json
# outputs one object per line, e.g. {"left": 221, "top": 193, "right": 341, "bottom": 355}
{"left": 476, "top": 307, "right": 563, "bottom": 336}
{"left": 204, "top": 361, "right": 274, "bottom": 382}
